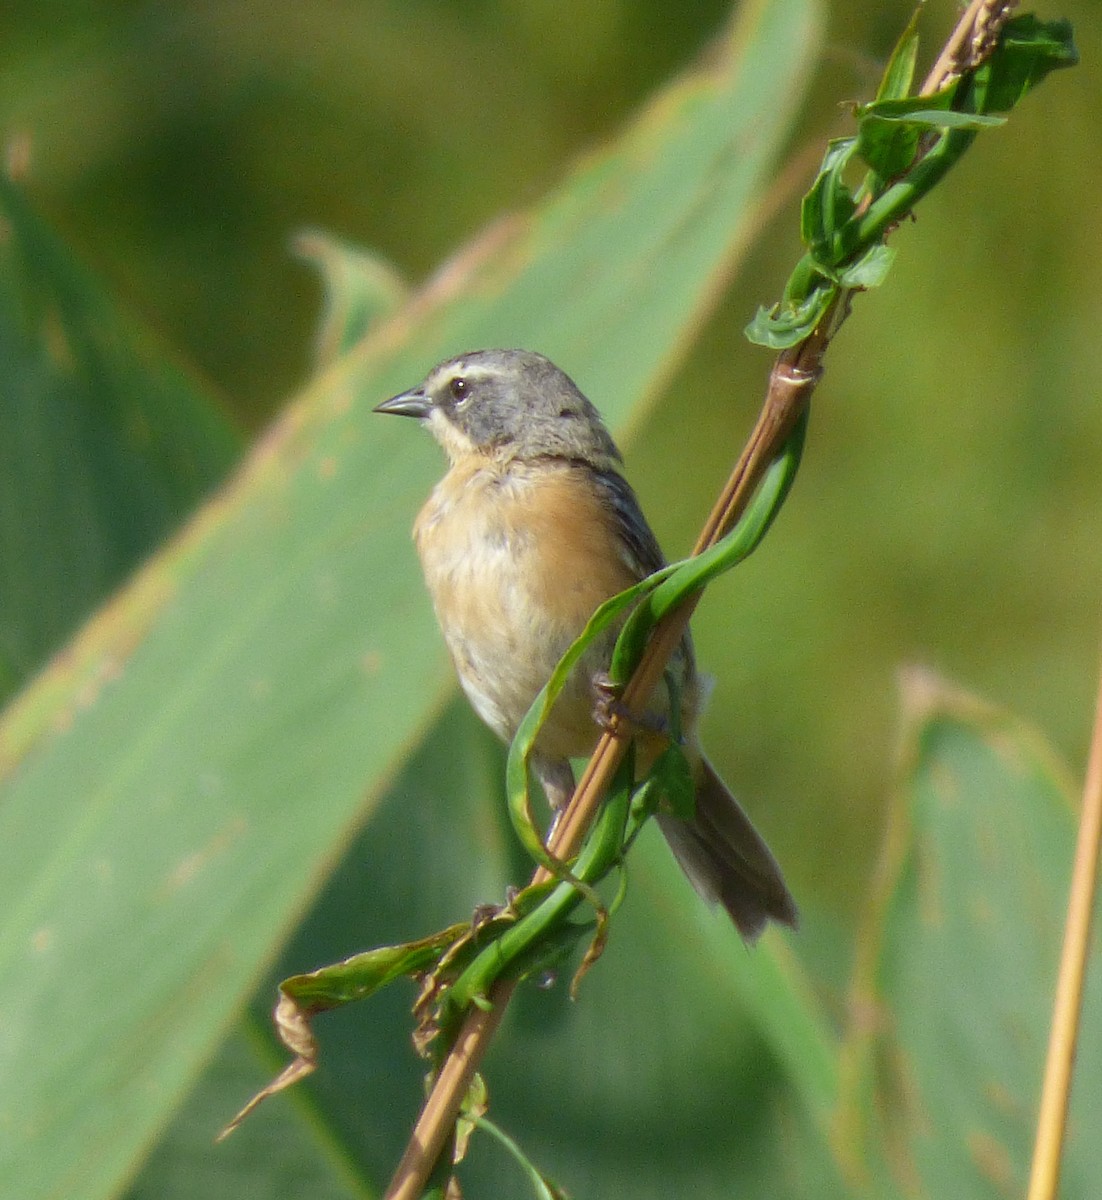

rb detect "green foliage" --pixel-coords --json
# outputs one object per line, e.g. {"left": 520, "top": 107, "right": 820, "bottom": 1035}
{"left": 746, "top": 12, "right": 1077, "bottom": 349}
{"left": 979, "top": 14, "right": 1079, "bottom": 108}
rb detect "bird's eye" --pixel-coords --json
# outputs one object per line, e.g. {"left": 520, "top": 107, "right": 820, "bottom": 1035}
{"left": 448, "top": 376, "right": 470, "bottom": 405}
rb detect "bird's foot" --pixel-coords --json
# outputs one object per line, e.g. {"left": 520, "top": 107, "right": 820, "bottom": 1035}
{"left": 591, "top": 671, "right": 670, "bottom": 737}
{"left": 470, "top": 886, "right": 521, "bottom": 930}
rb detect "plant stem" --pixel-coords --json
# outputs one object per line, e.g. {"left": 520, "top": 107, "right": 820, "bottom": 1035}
{"left": 384, "top": 323, "right": 824, "bottom": 1200}
{"left": 383, "top": 5, "right": 1024, "bottom": 1195}
{"left": 1026, "top": 660, "right": 1102, "bottom": 1200}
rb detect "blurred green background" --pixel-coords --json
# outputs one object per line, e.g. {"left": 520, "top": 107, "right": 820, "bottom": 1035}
{"left": 4, "top": 0, "right": 1097, "bottom": 917}
{"left": 0, "top": 3, "right": 1098, "bottom": 1195}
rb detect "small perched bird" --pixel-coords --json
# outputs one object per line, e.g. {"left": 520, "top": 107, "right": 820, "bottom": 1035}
{"left": 375, "top": 349, "right": 796, "bottom": 940}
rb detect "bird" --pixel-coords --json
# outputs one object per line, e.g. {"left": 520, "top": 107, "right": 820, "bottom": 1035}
{"left": 375, "top": 349, "right": 796, "bottom": 940}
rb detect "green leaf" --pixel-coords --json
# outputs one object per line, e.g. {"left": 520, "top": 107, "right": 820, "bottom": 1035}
{"left": 467, "top": 1115, "right": 568, "bottom": 1200}
{"left": 874, "top": 6, "right": 921, "bottom": 103}
{"left": 840, "top": 672, "right": 1102, "bottom": 1198}
{"left": 294, "top": 229, "right": 410, "bottom": 369}
{"left": 972, "top": 15, "right": 1079, "bottom": 115}
{"left": 800, "top": 136, "right": 859, "bottom": 263}
{"left": 651, "top": 742, "right": 696, "bottom": 822}
{"left": 0, "top": 177, "right": 241, "bottom": 703}
{"left": 0, "top": 0, "right": 825, "bottom": 1196}
{"left": 835, "top": 243, "right": 896, "bottom": 290}
{"left": 466, "top": 830, "right": 844, "bottom": 1199}
{"left": 860, "top": 102, "right": 1006, "bottom": 130}
{"left": 854, "top": 87, "right": 1007, "bottom": 182}
{"left": 760, "top": 7, "right": 1078, "bottom": 351}
{"left": 612, "top": 407, "right": 807, "bottom": 678}
{"left": 172, "top": 700, "right": 513, "bottom": 1196}
{"left": 744, "top": 279, "right": 835, "bottom": 349}
{"left": 854, "top": 90, "right": 939, "bottom": 181}
{"left": 331, "top": 807, "right": 842, "bottom": 1199}
{"left": 280, "top": 927, "right": 468, "bottom": 1013}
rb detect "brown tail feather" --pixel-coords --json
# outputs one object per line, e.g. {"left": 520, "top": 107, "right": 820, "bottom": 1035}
{"left": 656, "top": 753, "right": 797, "bottom": 941}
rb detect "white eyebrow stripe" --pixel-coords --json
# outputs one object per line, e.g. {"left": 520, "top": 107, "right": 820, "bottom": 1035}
{"left": 433, "top": 362, "right": 497, "bottom": 386}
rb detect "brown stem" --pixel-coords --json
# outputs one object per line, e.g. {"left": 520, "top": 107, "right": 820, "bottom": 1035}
{"left": 542, "top": 340, "right": 826, "bottom": 873}
{"left": 920, "top": 0, "right": 1018, "bottom": 96}
{"left": 384, "top": 330, "right": 828, "bottom": 1200}
{"left": 384, "top": 7, "right": 1007, "bottom": 1196}
{"left": 1026, "top": 658, "right": 1102, "bottom": 1200}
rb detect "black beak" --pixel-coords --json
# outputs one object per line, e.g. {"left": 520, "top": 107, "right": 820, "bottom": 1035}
{"left": 374, "top": 388, "right": 432, "bottom": 419}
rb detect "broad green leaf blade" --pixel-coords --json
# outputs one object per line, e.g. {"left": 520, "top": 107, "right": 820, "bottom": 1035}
{"left": 0, "top": 176, "right": 241, "bottom": 703}
{"left": 128, "top": 698, "right": 509, "bottom": 1198}
{"left": 0, "top": 0, "right": 823, "bottom": 1196}
{"left": 842, "top": 672, "right": 1102, "bottom": 1198}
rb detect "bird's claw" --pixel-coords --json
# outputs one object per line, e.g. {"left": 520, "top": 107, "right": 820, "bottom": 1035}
{"left": 591, "top": 670, "right": 669, "bottom": 736}
{"left": 470, "top": 885, "right": 521, "bottom": 930}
